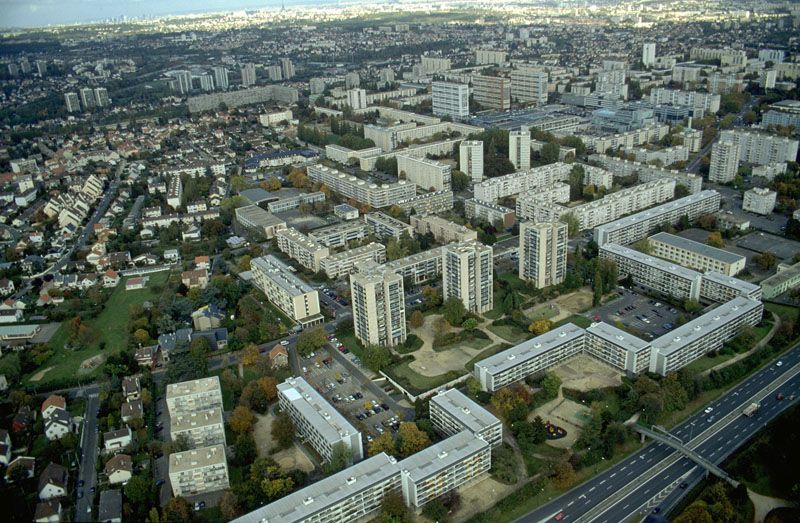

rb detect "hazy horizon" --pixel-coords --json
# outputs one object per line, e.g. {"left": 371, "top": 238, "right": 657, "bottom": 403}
{"left": 0, "top": 0, "right": 344, "bottom": 29}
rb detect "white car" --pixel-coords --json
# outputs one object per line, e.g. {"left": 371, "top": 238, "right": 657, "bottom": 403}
{"left": 776, "top": 360, "right": 784, "bottom": 367}
{"left": 280, "top": 340, "right": 289, "bottom": 346}
{"left": 704, "top": 407, "right": 713, "bottom": 414}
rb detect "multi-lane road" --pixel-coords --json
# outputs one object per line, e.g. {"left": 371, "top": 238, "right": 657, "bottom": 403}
{"left": 519, "top": 343, "right": 800, "bottom": 523}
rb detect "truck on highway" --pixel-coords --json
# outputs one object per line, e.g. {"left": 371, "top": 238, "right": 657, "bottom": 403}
{"left": 742, "top": 402, "right": 760, "bottom": 417}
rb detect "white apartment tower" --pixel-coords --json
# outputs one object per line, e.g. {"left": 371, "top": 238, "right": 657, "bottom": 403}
{"left": 642, "top": 43, "right": 656, "bottom": 67}
{"left": 460, "top": 140, "right": 484, "bottom": 183}
{"left": 347, "top": 88, "right": 368, "bottom": 110}
{"left": 212, "top": 66, "right": 229, "bottom": 90}
{"left": 510, "top": 66, "right": 548, "bottom": 105}
{"left": 240, "top": 63, "right": 257, "bottom": 87}
{"left": 442, "top": 241, "right": 494, "bottom": 314}
{"left": 709, "top": 141, "right": 740, "bottom": 183}
{"left": 79, "top": 87, "right": 96, "bottom": 109}
{"left": 64, "top": 92, "right": 81, "bottom": 112}
{"left": 432, "top": 81, "right": 470, "bottom": 120}
{"left": 280, "top": 58, "right": 295, "bottom": 79}
{"left": 350, "top": 263, "right": 406, "bottom": 347}
{"left": 519, "top": 221, "right": 568, "bottom": 289}
{"left": 509, "top": 129, "right": 531, "bottom": 171}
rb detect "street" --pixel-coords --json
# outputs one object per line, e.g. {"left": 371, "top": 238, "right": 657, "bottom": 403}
{"left": 74, "top": 388, "right": 100, "bottom": 522}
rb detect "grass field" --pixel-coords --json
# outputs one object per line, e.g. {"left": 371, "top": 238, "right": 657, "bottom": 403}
{"left": 683, "top": 353, "right": 735, "bottom": 374}
{"left": 25, "top": 271, "right": 172, "bottom": 385}
{"left": 464, "top": 343, "right": 513, "bottom": 371}
{"left": 553, "top": 314, "right": 592, "bottom": 329}
{"left": 386, "top": 361, "right": 465, "bottom": 395}
{"left": 527, "top": 306, "right": 559, "bottom": 322}
{"left": 488, "top": 324, "right": 528, "bottom": 343}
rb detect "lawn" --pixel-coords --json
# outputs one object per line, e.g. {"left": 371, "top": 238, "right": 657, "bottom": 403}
{"left": 25, "top": 271, "right": 172, "bottom": 386}
{"left": 527, "top": 306, "right": 559, "bottom": 322}
{"left": 464, "top": 343, "right": 513, "bottom": 371}
{"left": 683, "top": 353, "right": 735, "bottom": 374}
{"left": 488, "top": 324, "right": 528, "bottom": 343}
{"left": 553, "top": 314, "right": 592, "bottom": 329}
{"left": 385, "top": 361, "right": 466, "bottom": 395}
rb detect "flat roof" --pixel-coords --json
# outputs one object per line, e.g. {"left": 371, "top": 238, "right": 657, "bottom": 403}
{"left": 166, "top": 376, "right": 221, "bottom": 401}
{"left": 600, "top": 243, "right": 702, "bottom": 282}
{"left": 232, "top": 453, "right": 398, "bottom": 523}
{"left": 398, "top": 431, "right": 488, "bottom": 482}
{"left": 235, "top": 205, "right": 286, "bottom": 226}
{"left": 278, "top": 376, "right": 359, "bottom": 444}
{"left": 170, "top": 408, "right": 223, "bottom": 433}
{"left": 0, "top": 324, "right": 40, "bottom": 336}
{"left": 252, "top": 255, "right": 316, "bottom": 296}
{"left": 649, "top": 232, "right": 744, "bottom": 265}
{"left": 321, "top": 243, "right": 384, "bottom": 263}
{"left": 702, "top": 271, "right": 761, "bottom": 294}
{"left": 365, "top": 211, "right": 412, "bottom": 228}
{"left": 586, "top": 321, "right": 651, "bottom": 352}
{"left": 430, "top": 389, "right": 500, "bottom": 434}
{"left": 169, "top": 444, "right": 226, "bottom": 473}
{"left": 277, "top": 227, "right": 327, "bottom": 252}
{"left": 596, "top": 190, "right": 720, "bottom": 235}
{"left": 652, "top": 297, "right": 761, "bottom": 356}
{"left": 475, "top": 323, "right": 585, "bottom": 375}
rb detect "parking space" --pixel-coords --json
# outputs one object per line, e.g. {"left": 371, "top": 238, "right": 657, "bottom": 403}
{"left": 588, "top": 287, "right": 682, "bottom": 340}
{"left": 299, "top": 342, "right": 402, "bottom": 446}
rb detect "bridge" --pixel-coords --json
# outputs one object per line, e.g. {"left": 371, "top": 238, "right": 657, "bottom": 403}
{"left": 631, "top": 424, "right": 739, "bottom": 488}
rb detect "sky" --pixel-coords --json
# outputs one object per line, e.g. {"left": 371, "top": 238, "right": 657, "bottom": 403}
{"left": 0, "top": 0, "right": 338, "bottom": 28}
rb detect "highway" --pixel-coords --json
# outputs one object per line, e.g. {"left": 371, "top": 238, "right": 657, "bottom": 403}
{"left": 518, "top": 342, "right": 800, "bottom": 523}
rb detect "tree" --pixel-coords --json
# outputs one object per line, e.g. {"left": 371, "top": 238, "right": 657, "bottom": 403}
{"left": 541, "top": 142, "right": 561, "bottom": 164}
{"left": 442, "top": 297, "right": 466, "bottom": 326}
{"left": 529, "top": 319, "right": 553, "bottom": 335}
{"left": 706, "top": 231, "right": 724, "bottom": 248}
{"left": 422, "top": 499, "right": 449, "bottom": 523}
{"left": 560, "top": 212, "right": 580, "bottom": 237}
{"left": 229, "top": 406, "right": 256, "bottom": 434}
{"left": 593, "top": 269, "right": 603, "bottom": 306}
{"left": 363, "top": 345, "right": 392, "bottom": 372}
{"left": 632, "top": 239, "right": 651, "bottom": 254}
{"left": 540, "top": 372, "right": 562, "bottom": 399}
{"left": 422, "top": 286, "right": 441, "bottom": 308}
{"left": 491, "top": 387, "right": 528, "bottom": 422}
{"left": 219, "top": 490, "right": 242, "bottom": 520}
{"left": 296, "top": 326, "right": 327, "bottom": 356}
{"left": 264, "top": 177, "right": 282, "bottom": 191}
{"left": 369, "top": 432, "right": 396, "bottom": 457}
{"left": 753, "top": 251, "right": 777, "bottom": 271}
{"left": 568, "top": 164, "right": 585, "bottom": 200}
{"left": 673, "top": 502, "right": 714, "bottom": 523}
{"left": 551, "top": 461, "right": 577, "bottom": 489}
{"left": 272, "top": 411, "right": 295, "bottom": 449}
{"left": 409, "top": 310, "right": 424, "bottom": 329}
{"left": 465, "top": 376, "right": 481, "bottom": 397}
{"left": 323, "top": 442, "right": 353, "bottom": 474}
{"left": 286, "top": 168, "right": 310, "bottom": 189}
{"left": 380, "top": 491, "right": 412, "bottom": 523}
{"left": 233, "top": 433, "right": 258, "bottom": 466}
{"left": 238, "top": 255, "right": 252, "bottom": 272}
{"left": 451, "top": 170, "right": 471, "bottom": 191}
{"left": 261, "top": 474, "right": 294, "bottom": 500}
{"left": 461, "top": 318, "right": 478, "bottom": 331}
{"left": 255, "top": 376, "right": 278, "bottom": 401}
{"left": 240, "top": 381, "right": 270, "bottom": 413}
{"left": 242, "top": 344, "right": 259, "bottom": 366}
{"left": 396, "top": 422, "right": 431, "bottom": 457}
{"left": 161, "top": 496, "right": 193, "bottom": 523}
{"left": 133, "top": 328, "right": 151, "bottom": 346}
{"left": 125, "top": 474, "right": 154, "bottom": 506}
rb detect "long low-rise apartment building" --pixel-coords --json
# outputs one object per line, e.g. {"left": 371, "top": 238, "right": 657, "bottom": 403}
{"left": 278, "top": 376, "right": 364, "bottom": 463}
{"left": 719, "top": 130, "right": 799, "bottom": 166}
{"left": 474, "top": 323, "right": 585, "bottom": 392}
{"left": 585, "top": 322, "right": 652, "bottom": 374}
{"left": 759, "top": 261, "right": 800, "bottom": 299}
{"left": 319, "top": 243, "right": 386, "bottom": 279}
{"left": 398, "top": 431, "right": 491, "bottom": 509}
{"left": 250, "top": 255, "right": 324, "bottom": 327}
{"left": 411, "top": 214, "right": 477, "bottom": 243}
{"left": 594, "top": 190, "right": 721, "bottom": 247}
{"left": 464, "top": 199, "right": 516, "bottom": 228}
{"left": 364, "top": 212, "right": 414, "bottom": 240}
{"left": 276, "top": 228, "right": 330, "bottom": 272}
{"left": 267, "top": 191, "right": 326, "bottom": 213}
{"left": 234, "top": 205, "right": 287, "bottom": 239}
{"left": 648, "top": 232, "right": 745, "bottom": 276}
{"left": 309, "top": 221, "right": 370, "bottom": 248}
{"left": 381, "top": 247, "right": 444, "bottom": 284}
{"left": 649, "top": 297, "right": 763, "bottom": 375}
{"left": 700, "top": 271, "right": 763, "bottom": 303}
{"left": 307, "top": 165, "right": 416, "bottom": 208}
{"left": 396, "top": 190, "right": 454, "bottom": 215}
{"left": 473, "top": 162, "right": 572, "bottom": 203}
{"left": 520, "top": 179, "right": 676, "bottom": 231}
{"left": 515, "top": 183, "right": 571, "bottom": 219}
{"left": 231, "top": 453, "right": 401, "bottom": 523}
{"left": 396, "top": 154, "right": 451, "bottom": 192}
{"left": 600, "top": 243, "right": 703, "bottom": 301}
{"left": 578, "top": 124, "right": 669, "bottom": 153}
{"left": 170, "top": 408, "right": 226, "bottom": 449}
{"left": 588, "top": 154, "right": 703, "bottom": 194}
{"left": 168, "top": 445, "right": 229, "bottom": 497}
{"left": 429, "top": 389, "right": 502, "bottom": 447}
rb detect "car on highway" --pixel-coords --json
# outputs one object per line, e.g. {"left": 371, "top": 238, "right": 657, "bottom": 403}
{"left": 554, "top": 512, "right": 565, "bottom": 521}
{"left": 704, "top": 407, "right": 713, "bottom": 414}
{"left": 776, "top": 392, "right": 785, "bottom": 400}
{"left": 707, "top": 416, "right": 715, "bottom": 423}
{"left": 776, "top": 360, "right": 783, "bottom": 367}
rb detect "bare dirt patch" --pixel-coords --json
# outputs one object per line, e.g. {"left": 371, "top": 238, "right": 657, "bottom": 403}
{"left": 79, "top": 354, "right": 106, "bottom": 372}
{"left": 29, "top": 366, "right": 53, "bottom": 382}
{"left": 530, "top": 395, "right": 591, "bottom": 449}
{"left": 454, "top": 475, "right": 517, "bottom": 522}
{"left": 550, "top": 353, "right": 622, "bottom": 392}
{"left": 253, "top": 412, "right": 315, "bottom": 473}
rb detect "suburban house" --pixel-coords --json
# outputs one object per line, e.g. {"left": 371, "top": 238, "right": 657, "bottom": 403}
{"left": 194, "top": 256, "right": 210, "bottom": 270}
{"left": 99, "top": 489, "right": 122, "bottom": 523}
{"left": 191, "top": 328, "right": 228, "bottom": 350}
{"left": 33, "top": 500, "right": 61, "bottom": 523}
{"left": 38, "top": 462, "right": 68, "bottom": 500}
{"left": 164, "top": 249, "right": 180, "bottom": 262}
{"left": 12, "top": 405, "right": 34, "bottom": 432}
{"left": 120, "top": 400, "right": 143, "bottom": 423}
{"left": 103, "top": 269, "right": 120, "bottom": 288}
{"left": 43, "top": 408, "right": 71, "bottom": 441}
{"left": 125, "top": 277, "right": 147, "bottom": 291}
{"left": 0, "top": 428, "right": 11, "bottom": 466}
{"left": 191, "top": 304, "right": 224, "bottom": 331}
{"left": 104, "top": 454, "right": 133, "bottom": 485}
{"left": 41, "top": 395, "right": 66, "bottom": 418}
{"left": 134, "top": 345, "right": 157, "bottom": 367}
{"left": 121, "top": 376, "right": 141, "bottom": 400}
{"left": 181, "top": 268, "right": 209, "bottom": 289}
{"left": 103, "top": 427, "right": 133, "bottom": 453}
{"left": 269, "top": 345, "right": 289, "bottom": 368}
{"left": 5, "top": 456, "right": 35, "bottom": 481}
{"left": 0, "top": 278, "right": 15, "bottom": 296}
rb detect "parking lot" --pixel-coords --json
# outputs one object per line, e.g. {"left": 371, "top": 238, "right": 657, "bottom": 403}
{"left": 588, "top": 287, "right": 683, "bottom": 340}
{"left": 299, "top": 341, "right": 402, "bottom": 446}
